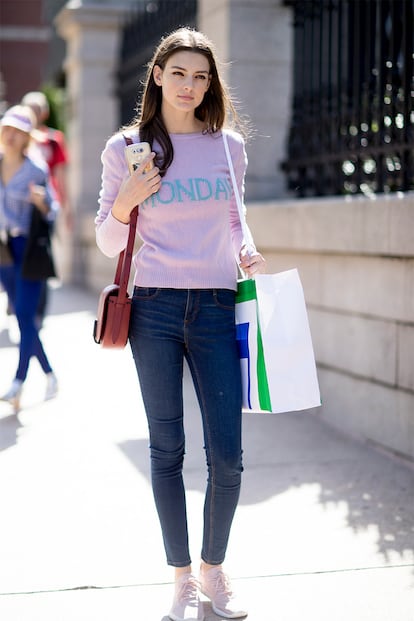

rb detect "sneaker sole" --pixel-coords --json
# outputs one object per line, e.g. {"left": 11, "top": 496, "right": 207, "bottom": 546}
{"left": 211, "top": 604, "right": 247, "bottom": 619}
{"left": 201, "top": 591, "right": 247, "bottom": 619}
{"left": 168, "top": 614, "right": 205, "bottom": 621}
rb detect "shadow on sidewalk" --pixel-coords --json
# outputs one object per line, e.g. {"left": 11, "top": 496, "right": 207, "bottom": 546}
{"left": 118, "top": 409, "right": 414, "bottom": 575}
{"left": 2, "top": 285, "right": 412, "bottom": 577}
{"left": 0, "top": 327, "right": 14, "bottom": 348}
{"left": 38, "top": 282, "right": 98, "bottom": 317}
{"left": 0, "top": 285, "right": 97, "bottom": 351}
{"left": 0, "top": 414, "right": 22, "bottom": 451}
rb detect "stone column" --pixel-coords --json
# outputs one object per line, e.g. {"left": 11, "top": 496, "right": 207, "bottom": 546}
{"left": 55, "top": 1, "right": 131, "bottom": 284}
{"left": 199, "top": 0, "right": 293, "bottom": 200}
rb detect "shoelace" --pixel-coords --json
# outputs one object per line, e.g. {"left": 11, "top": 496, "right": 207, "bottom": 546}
{"left": 177, "top": 576, "right": 200, "bottom": 605}
{"left": 211, "top": 571, "right": 234, "bottom": 600}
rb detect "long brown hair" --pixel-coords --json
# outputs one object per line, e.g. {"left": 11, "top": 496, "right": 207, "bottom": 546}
{"left": 124, "top": 27, "right": 245, "bottom": 176}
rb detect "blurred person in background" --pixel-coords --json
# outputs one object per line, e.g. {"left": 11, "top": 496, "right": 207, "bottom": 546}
{"left": 0, "top": 105, "right": 58, "bottom": 412}
{"left": 21, "top": 90, "right": 71, "bottom": 228}
{"left": 21, "top": 90, "right": 71, "bottom": 325}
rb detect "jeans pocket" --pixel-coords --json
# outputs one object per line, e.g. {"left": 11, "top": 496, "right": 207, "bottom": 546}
{"left": 212, "top": 288, "right": 235, "bottom": 310}
{"left": 132, "top": 286, "right": 160, "bottom": 300}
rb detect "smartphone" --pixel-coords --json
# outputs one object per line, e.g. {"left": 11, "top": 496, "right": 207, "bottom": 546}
{"left": 125, "top": 142, "right": 153, "bottom": 175}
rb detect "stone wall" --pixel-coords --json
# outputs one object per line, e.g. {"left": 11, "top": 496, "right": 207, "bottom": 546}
{"left": 199, "top": 0, "right": 293, "bottom": 200}
{"left": 247, "top": 192, "right": 414, "bottom": 462}
{"left": 55, "top": 1, "right": 132, "bottom": 283}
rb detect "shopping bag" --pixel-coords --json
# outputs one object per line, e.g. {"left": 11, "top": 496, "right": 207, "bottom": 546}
{"left": 235, "top": 269, "right": 321, "bottom": 413}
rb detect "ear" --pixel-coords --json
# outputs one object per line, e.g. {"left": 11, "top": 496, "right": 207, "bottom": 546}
{"left": 153, "top": 65, "right": 163, "bottom": 86}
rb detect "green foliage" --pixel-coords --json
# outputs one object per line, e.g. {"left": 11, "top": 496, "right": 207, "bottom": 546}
{"left": 41, "top": 84, "right": 66, "bottom": 133}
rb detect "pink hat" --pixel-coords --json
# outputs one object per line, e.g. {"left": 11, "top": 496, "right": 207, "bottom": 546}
{"left": 0, "top": 105, "right": 34, "bottom": 134}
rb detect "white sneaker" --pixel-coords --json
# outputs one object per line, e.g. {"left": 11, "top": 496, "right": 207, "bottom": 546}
{"left": 169, "top": 573, "right": 204, "bottom": 621}
{"left": 199, "top": 567, "right": 247, "bottom": 618}
{"left": 45, "top": 373, "right": 58, "bottom": 401}
{"left": 1, "top": 379, "right": 23, "bottom": 412}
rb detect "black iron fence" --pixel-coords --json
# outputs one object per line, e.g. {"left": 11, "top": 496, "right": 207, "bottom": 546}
{"left": 282, "top": 0, "right": 414, "bottom": 197}
{"left": 117, "top": 0, "right": 197, "bottom": 126}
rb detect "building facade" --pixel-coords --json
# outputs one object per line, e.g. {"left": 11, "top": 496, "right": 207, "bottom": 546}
{"left": 0, "top": 0, "right": 67, "bottom": 107}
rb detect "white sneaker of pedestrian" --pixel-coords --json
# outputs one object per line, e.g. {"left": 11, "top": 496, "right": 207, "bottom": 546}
{"left": 45, "top": 373, "right": 58, "bottom": 401}
{"left": 1, "top": 378, "right": 23, "bottom": 412}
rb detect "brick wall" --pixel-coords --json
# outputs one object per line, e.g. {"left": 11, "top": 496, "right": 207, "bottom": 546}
{"left": 0, "top": 0, "right": 49, "bottom": 104}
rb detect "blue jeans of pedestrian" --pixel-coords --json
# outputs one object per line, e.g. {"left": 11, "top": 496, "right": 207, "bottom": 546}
{"left": 129, "top": 287, "right": 243, "bottom": 568}
{"left": 0, "top": 236, "right": 53, "bottom": 382}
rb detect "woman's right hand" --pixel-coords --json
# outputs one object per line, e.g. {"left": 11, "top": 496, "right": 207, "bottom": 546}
{"left": 111, "top": 152, "right": 161, "bottom": 223}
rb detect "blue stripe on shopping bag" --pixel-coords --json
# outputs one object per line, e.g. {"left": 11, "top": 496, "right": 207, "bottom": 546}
{"left": 236, "top": 280, "right": 272, "bottom": 412}
{"left": 236, "top": 322, "right": 252, "bottom": 409}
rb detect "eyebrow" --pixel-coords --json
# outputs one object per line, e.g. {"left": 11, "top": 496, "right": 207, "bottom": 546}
{"left": 170, "top": 65, "right": 210, "bottom": 74}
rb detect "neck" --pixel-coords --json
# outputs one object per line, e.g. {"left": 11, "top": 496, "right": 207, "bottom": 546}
{"left": 0, "top": 150, "right": 25, "bottom": 185}
{"left": 161, "top": 107, "right": 204, "bottom": 134}
{"left": 2, "top": 148, "right": 25, "bottom": 165}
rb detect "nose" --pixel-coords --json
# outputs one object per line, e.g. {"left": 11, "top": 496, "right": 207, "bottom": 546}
{"left": 183, "top": 76, "right": 195, "bottom": 90}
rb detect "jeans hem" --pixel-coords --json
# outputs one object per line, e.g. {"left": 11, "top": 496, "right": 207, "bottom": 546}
{"left": 167, "top": 559, "right": 193, "bottom": 568}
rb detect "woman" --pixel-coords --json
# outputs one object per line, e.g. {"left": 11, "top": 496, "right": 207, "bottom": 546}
{"left": 0, "top": 105, "right": 58, "bottom": 412}
{"left": 96, "top": 28, "right": 265, "bottom": 621}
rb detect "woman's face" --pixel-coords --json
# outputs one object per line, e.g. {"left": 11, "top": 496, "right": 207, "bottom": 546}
{"left": 0, "top": 125, "right": 30, "bottom": 154}
{"left": 153, "top": 50, "right": 211, "bottom": 116}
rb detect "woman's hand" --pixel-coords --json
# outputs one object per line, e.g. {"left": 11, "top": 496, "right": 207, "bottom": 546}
{"left": 239, "top": 245, "right": 266, "bottom": 278}
{"left": 112, "top": 152, "right": 161, "bottom": 224}
{"left": 29, "top": 183, "right": 49, "bottom": 216}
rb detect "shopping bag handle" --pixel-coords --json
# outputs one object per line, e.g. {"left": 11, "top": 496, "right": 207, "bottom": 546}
{"left": 222, "top": 131, "right": 255, "bottom": 280}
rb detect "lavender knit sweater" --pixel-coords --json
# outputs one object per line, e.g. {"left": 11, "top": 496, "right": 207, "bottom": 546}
{"left": 95, "top": 129, "right": 255, "bottom": 291}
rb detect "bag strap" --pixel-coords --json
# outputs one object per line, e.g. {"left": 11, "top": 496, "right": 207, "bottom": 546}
{"left": 113, "top": 135, "right": 138, "bottom": 300}
{"left": 222, "top": 130, "right": 255, "bottom": 249}
{"left": 222, "top": 131, "right": 256, "bottom": 281}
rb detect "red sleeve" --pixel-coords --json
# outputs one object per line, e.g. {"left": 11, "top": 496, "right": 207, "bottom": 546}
{"left": 47, "top": 128, "right": 69, "bottom": 171}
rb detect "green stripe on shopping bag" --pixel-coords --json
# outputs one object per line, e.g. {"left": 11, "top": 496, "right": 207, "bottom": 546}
{"left": 256, "top": 321, "right": 271, "bottom": 411}
{"left": 236, "top": 280, "right": 272, "bottom": 411}
{"left": 236, "top": 278, "right": 257, "bottom": 303}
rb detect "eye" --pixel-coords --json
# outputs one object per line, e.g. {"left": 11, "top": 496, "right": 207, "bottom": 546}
{"left": 195, "top": 74, "right": 207, "bottom": 80}
{"left": 173, "top": 70, "right": 184, "bottom": 77}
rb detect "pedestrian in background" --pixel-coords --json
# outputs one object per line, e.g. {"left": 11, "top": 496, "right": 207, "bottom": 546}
{"left": 0, "top": 105, "right": 58, "bottom": 412}
{"left": 21, "top": 91, "right": 72, "bottom": 230}
{"left": 95, "top": 27, "right": 265, "bottom": 621}
{"left": 21, "top": 91, "right": 71, "bottom": 326}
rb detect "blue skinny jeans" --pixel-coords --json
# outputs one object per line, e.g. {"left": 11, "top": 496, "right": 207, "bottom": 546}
{"left": 0, "top": 236, "right": 53, "bottom": 382}
{"left": 129, "top": 287, "right": 243, "bottom": 567}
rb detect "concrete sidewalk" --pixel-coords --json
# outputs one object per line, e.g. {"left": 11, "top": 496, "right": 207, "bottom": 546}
{"left": 0, "top": 284, "right": 413, "bottom": 621}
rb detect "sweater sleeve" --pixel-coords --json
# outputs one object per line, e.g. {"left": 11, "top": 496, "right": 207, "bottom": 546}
{"left": 95, "top": 133, "right": 130, "bottom": 258}
{"left": 227, "top": 131, "right": 257, "bottom": 257}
